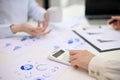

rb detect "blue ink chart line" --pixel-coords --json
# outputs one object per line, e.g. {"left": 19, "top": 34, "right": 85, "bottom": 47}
{"left": 0, "top": 54, "right": 68, "bottom": 80}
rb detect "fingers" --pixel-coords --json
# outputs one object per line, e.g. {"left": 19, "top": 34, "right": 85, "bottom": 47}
{"left": 23, "top": 22, "right": 51, "bottom": 37}
{"left": 39, "top": 12, "right": 50, "bottom": 32}
{"left": 40, "top": 20, "right": 49, "bottom": 33}
{"left": 70, "top": 50, "right": 83, "bottom": 61}
{"left": 29, "top": 29, "right": 51, "bottom": 37}
{"left": 70, "top": 50, "right": 94, "bottom": 71}
{"left": 108, "top": 16, "right": 120, "bottom": 30}
{"left": 69, "top": 50, "right": 83, "bottom": 62}
{"left": 28, "top": 27, "right": 51, "bottom": 37}
{"left": 70, "top": 54, "right": 81, "bottom": 69}
{"left": 37, "top": 20, "right": 41, "bottom": 27}
{"left": 27, "top": 29, "right": 38, "bottom": 37}
{"left": 112, "top": 23, "right": 120, "bottom": 30}
{"left": 70, "top": 50, "right": 86, "bottom": 55}
{"left": 70, "top": 60, "right": 79, "bottom": 69}
{"left": 42, "top": 12, "right": 49, "bottom": 30}
{"left": 69, "top": 50, "right": 80, "bottom": 68}
{"left": 38, "top": 15, "right": 49, "bottom": 33}
{"left": 43, "top": 20, "right": 48, "bottom": 29}
{"left": 108, "top": 20, "right": 120, "bottom": 30}
{"left": 41, "top": 22, "right": 48, "bottom": 32}
{"left": 36, "top": 19, "right": 50, "bottom": 33}
{"left": 107, "top": 19, "right": 116, "bottom": 24}
{"left": 45, "top": 12, "right": 49, "bottom": 22}
{"left": 111, "top": 16, "right": 120, "bottom": 20}
{"left": 37, "top": 29, "right": 52, "bottom": 36}
{"left": 36, "top": 20, "right": 41, "bottom": 32}
{"left": 108, "top": 16, "right": 120, "bottom": 24}
{"left": 70, "top": 54, "right": 77, "bottom": 61}
{"left": 31, "top": 14, "right": 51, "bottom": 37}
{"left": 70, "top": 50, "right": 81, "bottom": 55}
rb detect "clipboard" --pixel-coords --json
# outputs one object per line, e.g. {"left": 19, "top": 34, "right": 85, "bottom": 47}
{"left": 73, "top": 26, "right": 120, "bottom": 52}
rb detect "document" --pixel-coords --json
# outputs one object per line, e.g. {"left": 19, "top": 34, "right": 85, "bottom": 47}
{"left": 0, "top": 25, "right": 96, "bottom": 80}
{"left": 0, "top": 30, "right": 91, "bottom": 56}
{"left": 0, "top": 53, "right": 68, "bottom": 80}
{"left": 73, "top": 25, "right": 120, "bottom": 52}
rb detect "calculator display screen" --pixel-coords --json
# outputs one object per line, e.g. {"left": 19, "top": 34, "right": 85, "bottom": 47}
{"left": 52, "top": 50, "right": 65, "bottom": 58}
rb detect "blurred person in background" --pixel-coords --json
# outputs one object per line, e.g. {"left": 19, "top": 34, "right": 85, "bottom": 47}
{"left": 0, "top": 0, "right": 51, "bottom": 38}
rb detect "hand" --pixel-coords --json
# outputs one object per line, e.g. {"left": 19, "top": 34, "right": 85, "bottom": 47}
{"left": 32, "top": 12, "right": 51, "bottom": 36}
{"left": 11, "top": 19, "right": 51, "bottom": 37}
{"left": 70, "top": 50, "right": 95, "bottom": 71}
{"left": 108, "top": 16, "right": 120, "bottom": 30}
{"left": 23, "top": 20, "right": 51, "bottom": 36}
{"left": 44, "top": 12, "right": 49, "bottom": 23}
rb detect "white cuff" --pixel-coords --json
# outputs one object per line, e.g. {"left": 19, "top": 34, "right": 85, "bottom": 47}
{"left": 88, "top": 56, "right": 108, "bottom": 80}
{"left": 0, "top": 24, "right": 14, "bottom": 38}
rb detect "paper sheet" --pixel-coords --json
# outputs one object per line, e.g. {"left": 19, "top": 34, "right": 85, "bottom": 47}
{"left": 0, "top": 53, "right": 68, "bottom": 80}
{"left": 0, "top": 27, "right": 95, "bottom": 80}
{"left": 74, "top": 25, "right": 120, "bottom": 52}
{"left": 0, "top": 29, "right": 92, "bottom": 56}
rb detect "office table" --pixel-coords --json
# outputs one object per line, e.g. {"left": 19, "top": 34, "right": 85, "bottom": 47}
{"left": 0, "top": 5, "right": 120, "bottom": 80}
{"left": 57, "top": 5, "right": 120, "bottom": 80}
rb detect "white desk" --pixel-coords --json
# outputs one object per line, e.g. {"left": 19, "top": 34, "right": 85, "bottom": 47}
{"left": 0, "top": 5, "right": 120, "bottom": 80}
{"left": 57, "top": 5, "right": 120, "bottom": 80}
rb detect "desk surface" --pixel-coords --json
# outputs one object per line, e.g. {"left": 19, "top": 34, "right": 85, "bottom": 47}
{"left": 0, "top": 5, "right": 120, "bottom": 80}
{"left": 58, "top": 5, "right": 120, "bottom": 80}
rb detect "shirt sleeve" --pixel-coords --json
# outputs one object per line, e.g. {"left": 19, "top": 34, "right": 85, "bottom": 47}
{"left": 0, "top": 24, "right": 14, "bottom": 38}
{"left": 28, "top": 0, "right": 46, "bottom": 21}
{"left": 88, "top": 56, "right": 120, "bottom": 80}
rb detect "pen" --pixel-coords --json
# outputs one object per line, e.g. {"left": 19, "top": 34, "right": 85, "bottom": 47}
{"left": 109, "top": 20, "right": 117, "bottom": 24}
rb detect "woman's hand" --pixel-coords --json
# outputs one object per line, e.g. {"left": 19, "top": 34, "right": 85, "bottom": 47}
{"left": 11, "top": 20, "right": 51, "bottom": 37}
{"left": 70, "top": 50, "right": 95, "bottom": 71}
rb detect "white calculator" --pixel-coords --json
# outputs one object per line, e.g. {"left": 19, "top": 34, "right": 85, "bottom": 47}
{"left": 48, "top": 49, "right": 71, "bottom": 66}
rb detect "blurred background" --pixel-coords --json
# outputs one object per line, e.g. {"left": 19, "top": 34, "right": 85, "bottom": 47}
{"left": 36, "top": 0, "right": 84, "bottom": 9}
